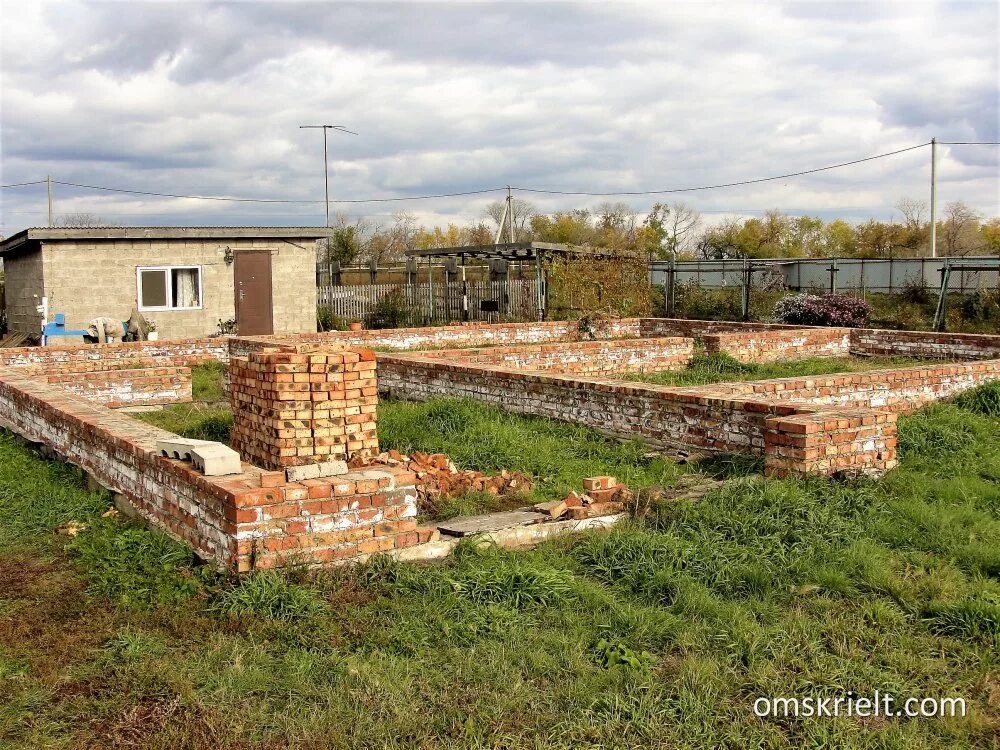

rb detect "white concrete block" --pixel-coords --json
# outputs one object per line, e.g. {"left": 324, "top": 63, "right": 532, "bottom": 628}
{"left": 156, "top": 437, "right": 214, "bottom": 461}
{"left": 189, "top": 443, "right": 243, "bottom": 477}
{"left": 285, "top": 463, "right": 321, "bottom": 482}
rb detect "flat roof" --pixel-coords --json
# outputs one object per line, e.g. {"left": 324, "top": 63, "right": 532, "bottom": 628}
{"left": 0, "top": 226, "right": 336, "bottom": 256}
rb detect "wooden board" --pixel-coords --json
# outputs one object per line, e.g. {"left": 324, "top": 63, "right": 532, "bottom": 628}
{"left": 436, "top": 510, "right": 543, "bottom": 537}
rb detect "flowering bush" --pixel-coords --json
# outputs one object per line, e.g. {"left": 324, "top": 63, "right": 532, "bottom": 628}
{"left": 773, "top": 293, "right": 871, "bottom": 327}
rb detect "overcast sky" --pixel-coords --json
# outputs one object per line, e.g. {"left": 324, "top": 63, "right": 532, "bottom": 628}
{"left": 1, "top": 0, "right": 997, "bottom": 234}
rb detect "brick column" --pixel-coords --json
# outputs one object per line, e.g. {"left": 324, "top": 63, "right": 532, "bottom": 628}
{"left": 229, "top": 344, "right": 378, "bottom": 470}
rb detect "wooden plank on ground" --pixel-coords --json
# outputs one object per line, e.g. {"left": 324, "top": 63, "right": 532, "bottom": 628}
{"left": 0, "top": 332, "right": 29, "bottom": 348}
{"left": 436, "top": 509, "right": 543, "bottom": 536}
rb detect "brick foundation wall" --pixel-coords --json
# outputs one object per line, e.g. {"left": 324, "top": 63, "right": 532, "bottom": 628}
{"left": 690, "top": 360, "right": 1000, "bottom": 411}
{"left": 850, "top": 329, "right": 1000, "bottom": 360}
{"left": 703, "top": 328, "right": 852, "bottom": 363}
{"left": 0, "top": 337, "right": 228, "bottom": 369}
{"left": 229, "top": 319, "right": 646, "bottom": 358}
{"left": 0, "top": 370, "right": 423, "bottom": 571}
{"left": 377, "top": 355, "right": 799, "bottom": 454}
{"left": 0, "top": 372, "right": 238, "bottom": 562}
{"left": 415, "top": 337, "right": 694, "bottom": 375}
{"left": 229, "top": 344, "right": 379, "bottom": 470}
{"left": 764, "top": 409, "right": 898, "bottom": 478}
{"left": 379, "top": 351, "right": 1000, "bottom": 476}
{"left": 43, "top": 366, "right": 193, "bottom": 408}
{"left": 638, "top": 319, "right": 810, "bottom": 338}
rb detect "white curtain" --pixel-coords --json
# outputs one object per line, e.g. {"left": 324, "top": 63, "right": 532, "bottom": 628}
{"left": 173, "top": 269, "right": 200, "bottom": 308}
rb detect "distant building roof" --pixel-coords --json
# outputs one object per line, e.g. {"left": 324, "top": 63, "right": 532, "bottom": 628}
{"left": 0, "top": 226, "right": 335, "bottom": 256}
{"left": 405, "top": 241, "right": 623, "bottom": 261}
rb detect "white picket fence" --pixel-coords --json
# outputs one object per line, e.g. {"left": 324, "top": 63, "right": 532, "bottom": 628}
{"left": 317, "top": 279, "right": 541, "bottom": 325}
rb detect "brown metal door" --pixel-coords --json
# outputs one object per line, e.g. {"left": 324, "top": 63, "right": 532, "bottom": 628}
{"left": 234, "top": 250, "right": 273, "bottom": 335}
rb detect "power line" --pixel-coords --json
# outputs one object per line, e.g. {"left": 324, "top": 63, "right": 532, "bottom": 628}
{"left": 0, "top": 180, "right": 48, "bottom": 188}
{"left": 3, "top": 139, "right": 995, "bottom": 205}
{"left": 511, "top": 143, "right": 932, "bottom": 197}
{"left": 52, "top": 181, "right": 506, "bottom": 204}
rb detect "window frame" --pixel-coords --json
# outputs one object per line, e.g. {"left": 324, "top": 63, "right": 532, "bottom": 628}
{"left": 136, "top": 265, "right": 204, "bottom": 312}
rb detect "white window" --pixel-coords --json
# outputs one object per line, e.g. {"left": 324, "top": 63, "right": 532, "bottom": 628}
{"left": 137, "top": 266, "right": 203, "bottom": 311}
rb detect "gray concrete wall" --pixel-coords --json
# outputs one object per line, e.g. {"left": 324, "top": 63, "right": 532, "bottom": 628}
{"left": 40, "top": 238, "right": 317, "bottom": 340}
{"left": 3, "top": 250, "right": 45, "bottom": 335}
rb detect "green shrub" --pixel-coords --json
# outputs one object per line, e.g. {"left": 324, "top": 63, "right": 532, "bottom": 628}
{"left": 900, "top": 277, "right": 931, "bottom": 305}
{"left": 365, "top": 288, "right": 412, "bottom": 329}
{"left": 774, "top": 292, "right": 871, "bottom": 327}
{"left": 959, "top": 289, "right": 1000, "bottom": 323}
{"left": 317, "top": 305, "right": 347, "bottom": 332}
{"left": 674, "top": 282, "right": 741, "bottom": 320}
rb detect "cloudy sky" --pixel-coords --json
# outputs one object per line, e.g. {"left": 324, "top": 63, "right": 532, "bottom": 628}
{"left": 1, "top": 0, "right": 997, "bottom": 235}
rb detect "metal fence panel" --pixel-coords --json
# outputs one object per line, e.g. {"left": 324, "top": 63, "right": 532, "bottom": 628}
{"left": 650, "top": 256, "right": 1000, "bottom": 295}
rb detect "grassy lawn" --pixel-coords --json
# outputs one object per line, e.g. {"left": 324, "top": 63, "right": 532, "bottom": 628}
{"left": 631, "top": 353, "right": 937, "bottom": 388}
{"left": 2, "top": 382, "right": 1000, "bottom": 748}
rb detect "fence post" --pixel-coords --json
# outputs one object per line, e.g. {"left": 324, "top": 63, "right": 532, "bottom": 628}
{"left": 933, "top": 260, "right": 951, "bottom": 332}
{"left": 741, "top": 258, "right": 751, "bottom": 321}
{"left": 427, "top": 258, "right": 434, "bottom": 323}
{"left": 666, "top": 256, "right": 676, "bottom": 317}
{"left": 461, "top": 261, "right": 469, "bottom": 322}
{"left": 828, "top": 258, "right": 839, "bottom": 294}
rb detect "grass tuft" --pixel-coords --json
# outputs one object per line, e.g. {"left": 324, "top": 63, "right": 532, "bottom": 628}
{"left": 214, "top": 570, "right": 328, "bottom": 621}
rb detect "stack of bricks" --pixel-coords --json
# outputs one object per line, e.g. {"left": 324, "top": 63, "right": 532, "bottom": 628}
{"left": 763, "top": 408, "right": 898, "bottom": 478}
{"left": 229, "top": 343, "right": 379, "bottom": 471}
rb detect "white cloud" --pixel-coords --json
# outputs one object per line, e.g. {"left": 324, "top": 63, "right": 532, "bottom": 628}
{"left": 1, "top": 0, "right": 996, "bottom": 235}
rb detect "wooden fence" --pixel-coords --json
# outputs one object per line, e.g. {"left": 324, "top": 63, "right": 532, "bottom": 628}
{"left": 317, "top": 279, "right": 542, "bottom": 325}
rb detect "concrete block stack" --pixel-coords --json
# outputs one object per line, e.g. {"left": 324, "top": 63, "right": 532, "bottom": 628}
{"left": 229, "top": 343, "right": 379, "bottom": 471}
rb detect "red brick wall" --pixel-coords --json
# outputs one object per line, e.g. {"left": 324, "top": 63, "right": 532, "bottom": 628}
{"left": 43, "top": 366, "right": 192, "bottom": 408}
{"left": 703, "top": 328, "right": 852, "bottom": 363}
{"left": 379, "top": 351, "right": 1000, "bottom": 476}
{"left": 693, "top": 360, "right": 1000, "bottom": 411}
{"left": 0, "top": 337, "right": 227, "bottom": 368}
{"left": 850, "top": 328, "right": 1000, "bottom": 360}
{"left": 0, "top": 370, "right": 421, "bottom": 572}
{"left": 228, "top": 319, "right": 647, "bottom": 358}
{"left": 415, "top": 337, "right": 693, "bottom": 375}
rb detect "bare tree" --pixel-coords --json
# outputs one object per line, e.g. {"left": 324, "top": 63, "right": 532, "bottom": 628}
{"left": 894, "top": 197, "right": 927, "bottom": 230}
{"left": 665, "top": 202, "right": 701, "bottom": 255}
{"left": 55, "top": 212, "right": 122, "bottom": 227}
{"left": 941, "top": 201, "right": 982, "bottom": 256}
{"left": 484, "top": 198, "right": 536, "bottom": 241}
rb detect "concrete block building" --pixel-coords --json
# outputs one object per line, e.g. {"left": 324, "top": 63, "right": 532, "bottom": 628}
{"left": 0, "top": 227, "right": 332, "bottom": 340}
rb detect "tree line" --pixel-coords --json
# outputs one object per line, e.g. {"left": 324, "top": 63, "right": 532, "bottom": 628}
{"left": 324, "top": 198, "right": 1000, "bottom": 266}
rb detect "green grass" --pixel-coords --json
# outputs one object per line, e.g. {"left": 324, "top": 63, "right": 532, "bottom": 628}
{"left": 378, "top": 398, "right": 683, "bottom": 502}
{"left": 3, "top": 381, "right": 1000, "bottom": 747}
{"left": 192, "top": 361, "right": 226, "bottom": 401}
{"left": 631, "top": 352, "right": 938, "bottom": 388}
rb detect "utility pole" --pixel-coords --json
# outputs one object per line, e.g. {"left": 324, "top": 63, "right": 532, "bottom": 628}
{"left": 507, "top": 186, "right": 516, "bottom": 244}
{"left": 46, "top": 175, "right": 53, "bottom": 227}
{"left": 929, "top": 137, "right": 937, "bottom": 258}
{"left": 299, "top": 124, "right": 358, "bottom": 226}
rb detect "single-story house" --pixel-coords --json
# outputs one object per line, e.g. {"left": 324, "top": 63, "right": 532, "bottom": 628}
{"left": 0, "top": 227, "right": 333, "bottom": 340}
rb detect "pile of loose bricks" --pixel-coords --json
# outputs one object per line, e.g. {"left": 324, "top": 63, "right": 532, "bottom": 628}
{"left": 1, "top": 318, "right": 1000, "bottom": 571}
